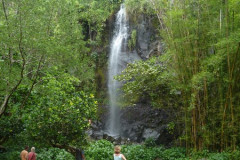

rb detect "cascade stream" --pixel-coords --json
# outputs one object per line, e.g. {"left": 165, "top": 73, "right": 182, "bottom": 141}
{"left": 107, "top": 4, "right": 128, "bottom": 136}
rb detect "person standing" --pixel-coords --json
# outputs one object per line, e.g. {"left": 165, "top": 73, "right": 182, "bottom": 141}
{"left": 76, "top": 148, "right": 85, "bottom": 160}
{"left": 28, "top": 147, "right": 37, "bottom": 160}
{"left": 20, "top": 146, "right": 29, "bottom": 160}
{"left": 113, "top": 145, "right": 127, "bottom": 160}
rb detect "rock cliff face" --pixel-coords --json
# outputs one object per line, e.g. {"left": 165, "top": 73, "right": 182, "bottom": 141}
{"left": 113, "top": 12, "right": 164, "bottom": 65}
{"left": 120, "top": 104, "right": 175, "bottom": 145}
{"left": 128, "top": 14, "right": 164, "bottom": 59}
{"left": 90, "top": 9, "right": 175, "bottom": 146}
{"left": 89, "top": 104, "right": 176, "bottom": 146}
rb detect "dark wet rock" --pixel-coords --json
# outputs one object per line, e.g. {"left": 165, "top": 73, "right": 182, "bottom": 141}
{"left": 89, "top": 104, "right": 177, "bottom": 146}
{"left": 119, "top": 104, "right": 175, "bottom": 145}
{"left": 142, "top": 128, "right": 160, "bottom": 140}
{"left": 91, "top": 131, "right": 104, "bottom": 140}
{"left": 103, "top": 134, "right": 116, "bottom": 142}
{"left": 127, "top": 13, "right": 163, "bottom": 59}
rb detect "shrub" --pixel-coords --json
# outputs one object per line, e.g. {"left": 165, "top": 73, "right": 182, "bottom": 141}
{"left": 0, "top": 151, "right": 19, "bottom": 160}
{"left": 85, "top": 139, "right": 114, "bottom": 160}
{"left": 122, "top": 145, "right": 151, "bottom": 159}
{"left": 230, "top": 150, "right": 240, "bottom": 160}
{"left": 36, "top": 148, "right": 74, "bottom": 160}
{"left": 207, "top": 152, "right": 231, "bottom": 160}
{"left": 84, "top": 140, "right": 240, "bottom": 160}
{"left": 144, "top": 137, "right": 157, "bottom": 147}
{"left": 0, "top": 148, "right": 74, "bottom": 160}
{"left": 189, "top": 149, "right": 209, "bottom": 159}
{"left": 162, "top": 147, "right": 186, "bottom": 160}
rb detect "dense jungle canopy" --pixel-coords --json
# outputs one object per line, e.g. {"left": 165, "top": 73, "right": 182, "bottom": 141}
{"left": 0, "top": 0, "right": 240, "bottom": 159}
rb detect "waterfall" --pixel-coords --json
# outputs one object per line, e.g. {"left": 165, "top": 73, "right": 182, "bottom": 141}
{"left": 107, "top": 4, "right": 128, "bottom": 136}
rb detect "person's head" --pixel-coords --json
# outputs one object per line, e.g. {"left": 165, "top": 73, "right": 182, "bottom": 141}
{"left": 114, "top": 145, "right": 121, "bottom": 154}
{"left": 24, "top": 146, "right": 29, "bottom": 150}
{"left": 31, "top": 147, "right": 35, "bottom": 152}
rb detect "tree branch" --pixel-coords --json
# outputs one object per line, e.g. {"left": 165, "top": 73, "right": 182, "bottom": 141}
{"left": 20, "top": 55, "right": 44, "bottom": 109}
{"left": 0, "top": 1, "right": 26, "bottom": 117}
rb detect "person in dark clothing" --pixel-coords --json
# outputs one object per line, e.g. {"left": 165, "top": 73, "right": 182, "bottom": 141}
{"left": 76, "top": 148, "right": 85, "bottom": 160}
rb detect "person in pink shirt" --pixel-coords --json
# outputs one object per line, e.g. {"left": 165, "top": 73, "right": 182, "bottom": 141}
{"left": 28, "top": 147, "right": 37, "bottom": 160}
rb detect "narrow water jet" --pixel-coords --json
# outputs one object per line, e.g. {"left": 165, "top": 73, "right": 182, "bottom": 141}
{"left": 107, "top": 4, "right": 128, "bottom": 136}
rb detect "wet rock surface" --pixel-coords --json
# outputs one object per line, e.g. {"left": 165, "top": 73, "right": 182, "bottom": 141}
{"left": 88, "top": 104, "right": 176, "bottom": 146}
{"left": 127, "top": 14, "right": 164, "bottom": 59}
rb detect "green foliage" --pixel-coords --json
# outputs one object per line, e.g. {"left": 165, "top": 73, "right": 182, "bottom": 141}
{"left": 124, "top": 0, "right": 240, "bottom": 151}
{"left": 37, "top": 148, "right": 74, "bottom": 160}
{"left": 0, "top": 0, "right": 117, "bottom": 155}
{"left": 1, "top": 139, "right": 240, "bottom": 160}
{"left": 167, "top": 122, "right": 175, "bottom": 135}
{"left": 0, "top": 148, "right": 74, "bottom": 160}
{"left": 0, "top": 0, "right": 98, "bottom": 117}
{"left": 0, "top": 151, "right": 19, "bottom": 160}
{"left": 128, "top": 29, "right": 137, "bottom": 50}
{"left": 78, "top": 0, "right": 121, "bottom": 43}
{"left": 122, "top": 145, "right": 163, "bottom": 160}
{"left": 189, "top": 149, "right": 210, "bottom": 159}
{"left": 125, "top": 0, "right": 154, "bottom": 16}
{"left": 85, "top": 140, "right": 165, "bottom": 160}
{"left": 144, "top": 137, "right": 157, "bottom": 147}
{"left": 1, "top": 0, "right": 240, "bottom": 156}
{"left": 116, "top": 56, "right": 178, "bottom": 108}
{"left": 84, "top": 140, "right": 240, "bottom": 160}
{"left": 25, "top": 73, "right": 97, "bottom": 147}
{"left": 229, "top": 150, "right": 240, "bottom": 160}
{"left": 161, "top": 147, "right": 186, "bottom": 160}
{"left": 85, "top": 139, "right": 114, "bottom": 160}
{"left": 0, "top": 109, "right": 23, "bottom": 144}
{"left": 190, "top": 151, "right": 235, "bottom": 160}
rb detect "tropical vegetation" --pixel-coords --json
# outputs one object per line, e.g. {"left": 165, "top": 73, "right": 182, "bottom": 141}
{"left": 1, "top": 0, "right": 240, "bottom": 159}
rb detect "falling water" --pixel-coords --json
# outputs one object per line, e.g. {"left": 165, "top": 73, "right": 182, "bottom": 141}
{"left": 107, "top": 4, "right": 128, "bottom": 136}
